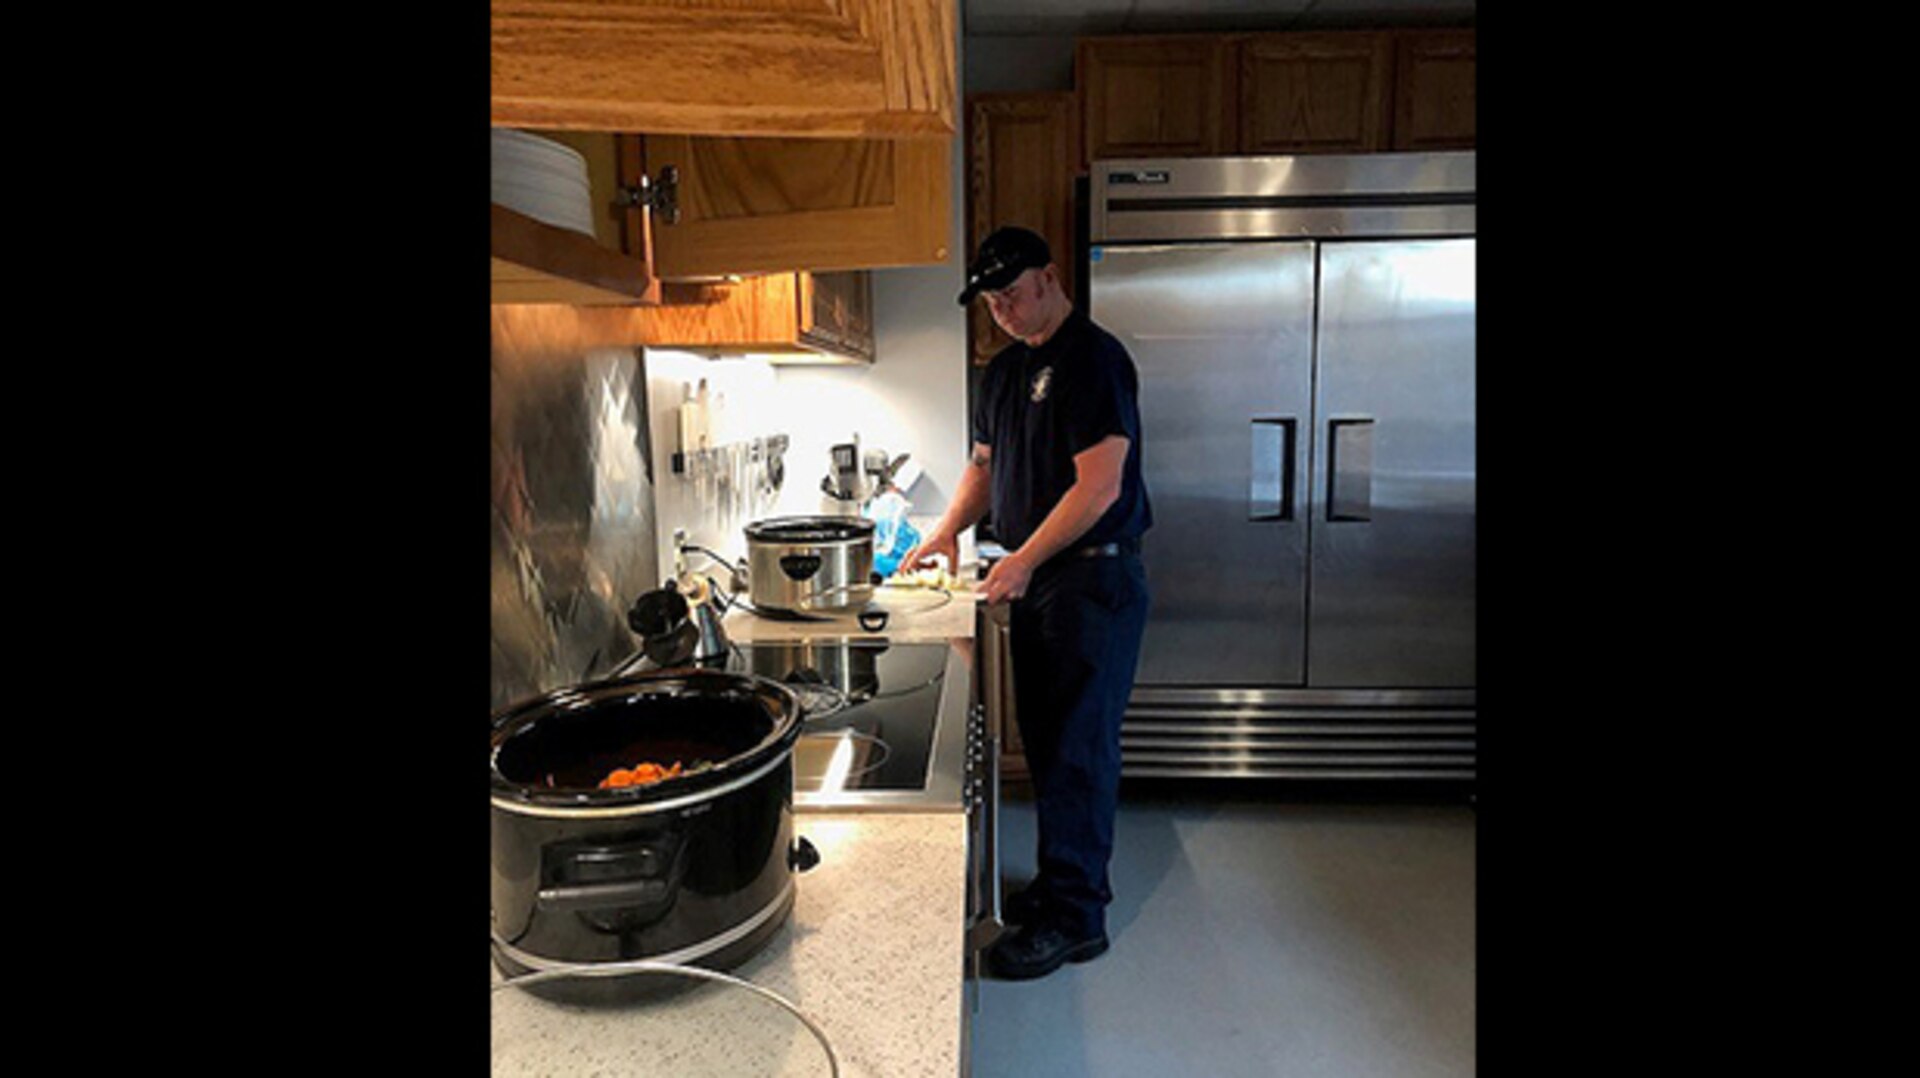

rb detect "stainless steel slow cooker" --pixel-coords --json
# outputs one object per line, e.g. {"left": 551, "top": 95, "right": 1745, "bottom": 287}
{"left": 743, "top": 516, "right": 876, "bottom": 615}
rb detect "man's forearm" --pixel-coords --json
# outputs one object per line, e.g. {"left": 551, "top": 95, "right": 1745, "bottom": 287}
{"left": 1012, "top": 479, "right": 1120, "bottom": 567}
{"left": 933, "top": 459, "right": 992, "bottom": 540}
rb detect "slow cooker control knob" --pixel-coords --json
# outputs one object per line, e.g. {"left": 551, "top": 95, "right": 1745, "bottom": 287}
{"left": 791, "top": 836, "right": 821, "bottom": 873}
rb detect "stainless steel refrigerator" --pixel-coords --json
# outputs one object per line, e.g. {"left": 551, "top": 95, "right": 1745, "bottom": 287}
{"left": 1088, "top": 152, "right": 1475, "bottom": 783}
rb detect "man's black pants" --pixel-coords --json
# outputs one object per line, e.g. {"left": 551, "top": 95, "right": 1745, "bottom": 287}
{"left": 1008, "top": 550, "right": 1151, "bottom": 939}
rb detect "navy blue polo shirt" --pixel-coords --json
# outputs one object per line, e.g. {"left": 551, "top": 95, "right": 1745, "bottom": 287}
{"left": 971, "top": 308, "right": 1152, "bottom": 558}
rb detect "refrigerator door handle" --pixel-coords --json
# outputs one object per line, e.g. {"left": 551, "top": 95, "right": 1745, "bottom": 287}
{"left": 1327, "top": 418, "right": 1375, "bottom": 522}
{"left": 1250, "top": 417, "right": 1297, "bottom": 521}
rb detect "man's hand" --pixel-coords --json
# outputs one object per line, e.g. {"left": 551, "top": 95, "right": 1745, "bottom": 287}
{"left": 900, "top": 530, "right": 958, "bottom": 575}
{"left": 981, "top": 549, "right": 1034, "bottom": 605}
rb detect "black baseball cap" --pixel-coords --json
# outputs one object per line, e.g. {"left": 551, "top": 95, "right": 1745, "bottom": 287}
{"left": 957, "top": 226, "right": 1051, "bottom": 305}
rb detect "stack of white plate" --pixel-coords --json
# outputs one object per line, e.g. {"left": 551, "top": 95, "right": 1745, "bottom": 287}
{"left": 492, "top": 128, "right": 596, "bottom": 239}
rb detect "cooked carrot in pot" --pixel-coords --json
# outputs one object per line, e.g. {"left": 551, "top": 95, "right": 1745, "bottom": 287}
{"left": 597, "top": 760, "right": 685, "bottom": 789}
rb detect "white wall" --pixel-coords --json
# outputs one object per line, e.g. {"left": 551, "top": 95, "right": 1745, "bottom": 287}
{"left": 643, "top": 331, "right": 973, "bottom": 580}
{"left": 642, "top": 349, "right": 780, "bottom": 579}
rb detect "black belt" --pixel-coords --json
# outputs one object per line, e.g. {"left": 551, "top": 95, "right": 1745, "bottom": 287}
{"left": 1071, "top": 539, "right": 1139, "bottom": 559}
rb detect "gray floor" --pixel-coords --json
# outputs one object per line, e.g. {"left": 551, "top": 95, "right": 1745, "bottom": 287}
{"left": 970, "top": 792, "right": 1475, "bottom": 1078}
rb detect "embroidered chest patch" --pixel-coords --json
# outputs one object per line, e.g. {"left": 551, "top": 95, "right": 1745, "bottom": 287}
{"left": 1030, "top": 365, "right": 1053, "bottom": 403}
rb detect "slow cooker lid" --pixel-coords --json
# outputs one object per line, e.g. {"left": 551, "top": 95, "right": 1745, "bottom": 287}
{"left": 490, "top": 670, "right": 802, "bottom": 807}
{"left": 745, "top": 516, "right": 875, "bottom": 544}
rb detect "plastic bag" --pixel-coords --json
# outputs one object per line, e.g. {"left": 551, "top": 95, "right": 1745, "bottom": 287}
{"left": 865, "top": 490, "right": 921, "bottom": 578}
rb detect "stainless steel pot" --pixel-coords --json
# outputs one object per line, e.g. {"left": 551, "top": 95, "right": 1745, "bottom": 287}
{"left": 743, "top": 516, "right": 876, "bottom": 615}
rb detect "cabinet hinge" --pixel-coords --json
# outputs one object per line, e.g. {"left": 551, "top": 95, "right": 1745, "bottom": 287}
{"left": 616, "top": 166, "right": 679, "bottom": 226}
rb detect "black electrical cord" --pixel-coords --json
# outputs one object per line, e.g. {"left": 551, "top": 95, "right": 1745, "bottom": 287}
{"left": 680, "top": 544, "right": 742, "bottom": 584}
{"left": 492, "top": 950, "right": 841, "bottom": 1077}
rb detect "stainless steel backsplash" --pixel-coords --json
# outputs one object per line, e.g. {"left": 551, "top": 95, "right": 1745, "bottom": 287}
{"left": 491, "top": 307, "right": 660, "bottom": 711}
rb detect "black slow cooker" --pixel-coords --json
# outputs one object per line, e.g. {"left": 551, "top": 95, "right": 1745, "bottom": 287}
{"left": 489, "top": 668, "right": 819, "bottom": 1001}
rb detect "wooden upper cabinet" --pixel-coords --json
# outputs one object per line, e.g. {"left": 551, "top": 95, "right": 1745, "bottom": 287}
{"left": 492, "top": 129, "right": 950, "bottom": 301}
{"left": 617, "top": 270, "right": 876, "bottom": 362}
{"left": 1238, "top": 32, "right": 1394, "bottom": 155}
{"left": 1074, "top": 28, "right": 1474, "bottom": 163}
{"left": 490, "top": 0, "right": 956, "bottom": 139}
{"left": 966, "top": 93, "right": 1078, "bottom": 366}
{"left": 1393, "top": 31, "right": 1476, "bottom": 151}
{"left": 491, "top": 2, "right": 959, "bottom": 295}
{"left": 802, "top": 271, "right": 875, "bottom": 361}
{"left": 643, "top": 134, "right": 951, "bottom": 278}
{"left": 1078, "top": 36, "right": 1232, "bottom": 162}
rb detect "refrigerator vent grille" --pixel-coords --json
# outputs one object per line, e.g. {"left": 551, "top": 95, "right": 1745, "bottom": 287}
{"left": 1120, "top": 697, "right": 1475, "bottom": 781}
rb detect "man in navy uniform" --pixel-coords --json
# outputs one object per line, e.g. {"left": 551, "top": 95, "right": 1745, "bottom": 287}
{"left": 903, "top": 226, "right": 1153, "bottom": 979}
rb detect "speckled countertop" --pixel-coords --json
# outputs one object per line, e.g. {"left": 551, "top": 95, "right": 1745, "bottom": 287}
{"left": 491, "top": 811, "right": 969, "bottom": 1077}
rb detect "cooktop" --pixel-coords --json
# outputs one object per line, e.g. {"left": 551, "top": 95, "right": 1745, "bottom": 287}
{"left": 718, "top": 640, "right": 969, "bottom": 810}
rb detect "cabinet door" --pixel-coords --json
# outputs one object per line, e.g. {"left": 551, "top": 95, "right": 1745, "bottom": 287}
{"left": 644, "top": 135, "right": 951, "bottom": 278}
{"left": 1078, "top": 36, "right": 1232, "bottom": 162}
{"left": 491, "top": 131, "right": 661, "bottom": 305}
{"left": 491, "top": 0, "right": 956, "bottom": 139}
{"left": 802, "top": 271, "right": 876, "bottom": 362}
{"left": 965, "top": 93, "right": 1078, "bottom": 366}
{"left": 1393, "top": 31, "right": 1476, "bottom": 151}
{"left": 1237, "top": 32, "right": 1393, "bottom": 155}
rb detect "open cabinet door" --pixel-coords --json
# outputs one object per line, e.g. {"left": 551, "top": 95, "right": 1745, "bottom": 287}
{"left": 644, "top": 135, "right": 952, "bottom": 279}
{"left": 492, "top": 132, "right": 663, "bottom": 305}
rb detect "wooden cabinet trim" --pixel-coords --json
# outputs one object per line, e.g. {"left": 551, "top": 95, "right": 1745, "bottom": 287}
{"left": 491, "top": 203, "right": 662, "bottom": 305}
{"left": 491, "top": 0, "right": 955, "bottom": 138}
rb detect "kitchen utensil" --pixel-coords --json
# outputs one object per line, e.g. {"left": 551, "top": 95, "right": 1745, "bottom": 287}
{"left": 864, "top": 449, "right": 909, "bottom": 494}
{"left": 823, "top": 440, "right": 863, "bottom": 505}
{"left": 624, "top": 576, "right": 732, "bottom": 672}
{"left": 683, "top": 576, "right": 733, "bottom": 663}
{"left": 766, "top": 435, "right": 788, "bottom": 494}
{"left": 626, "top": 586, "right": 700, "bottom": 668}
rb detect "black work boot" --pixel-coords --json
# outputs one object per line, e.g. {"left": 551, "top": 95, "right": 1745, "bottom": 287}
{"left": 1001, "top": 883, "right": 1050, "bottom": 927}
{"left": 987, "top": 921, "right": 1110, "bottom": 980}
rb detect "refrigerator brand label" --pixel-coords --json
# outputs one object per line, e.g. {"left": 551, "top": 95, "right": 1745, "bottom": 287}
{"left": 1108, "top": 170, "right": 1170, "bottom": 185}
